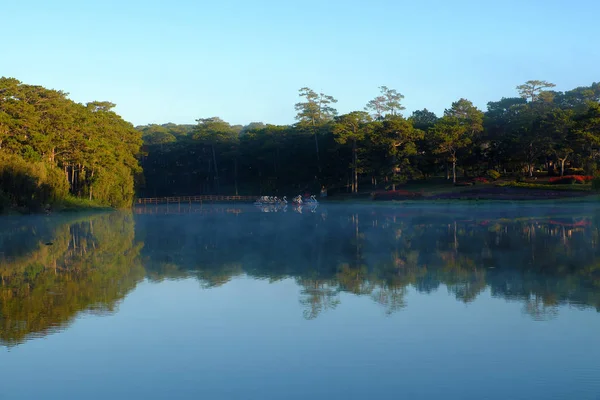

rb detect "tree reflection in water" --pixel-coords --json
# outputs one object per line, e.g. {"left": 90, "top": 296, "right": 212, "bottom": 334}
{"left": 138, "top": 204, "right": 600, "bottom": 320}
{"left": 2, "top": 204, "right": 600, "bottom": 345}
{"left": 0, "top": 212, "right": 144, "bottom": 346}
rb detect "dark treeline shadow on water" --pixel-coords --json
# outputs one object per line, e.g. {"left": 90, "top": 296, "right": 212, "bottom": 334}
{"left": 2, "top": 203, "right": 600, "bottom": 345}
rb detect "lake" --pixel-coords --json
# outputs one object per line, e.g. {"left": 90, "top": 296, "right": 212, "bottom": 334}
{"left": 1, "top": 203, "right": 600, "bottom": 400}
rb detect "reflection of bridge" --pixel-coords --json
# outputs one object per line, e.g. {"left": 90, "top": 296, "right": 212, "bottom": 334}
{"left": 135, "top": 195, "right": 256, "bottom": 205}
{"left": 134, "top": 205, "right": 243, "bottom": 215}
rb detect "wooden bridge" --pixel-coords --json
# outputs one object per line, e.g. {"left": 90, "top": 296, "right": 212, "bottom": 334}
{"left": 135, "top": 195, "right": 257, "bottom": 205}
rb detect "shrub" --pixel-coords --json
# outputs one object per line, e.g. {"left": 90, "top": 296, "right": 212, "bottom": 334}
{"left": 548, "top": 175, "right": 592, "bottom": 184}
{"left": 592, "top": 175, "right": 600, "bottom": 191}
{"left": 0, "top": 152, "right": 69, "bottom": 212}
{"left": 549, "top": 176, "right": 576, "bottom": 184}
{"left": 486, "top": 170, "right": 501, "bottom": 180}
{"left": 587, "top": 162, "right": 598, "bottom": 176}
{"left": 90, "top": 164, "right": 136, "bottom": 208}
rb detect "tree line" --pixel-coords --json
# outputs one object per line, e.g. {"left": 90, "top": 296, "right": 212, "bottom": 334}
{"left": 2, "top": 76, "right": 599, "bottom": 210}
{"left": 139, "top": 81, "right": 600, "bottom": 197}
{"left": 0, "top": 77, "right": 142, "bottom": 212}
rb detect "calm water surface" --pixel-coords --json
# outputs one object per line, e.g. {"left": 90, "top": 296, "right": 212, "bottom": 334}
{"left": 1, "top": 203, "right": 600, "bottom": 399}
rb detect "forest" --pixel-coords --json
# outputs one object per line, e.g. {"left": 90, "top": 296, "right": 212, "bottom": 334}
{"left": 1, "top": 76, "right": 600, "bottom": 212}
{"left": 138, "top": 81, "right": 600, "bottom": 197}
{"left": 0, "top": 77, "right": 142, "bottom": 212}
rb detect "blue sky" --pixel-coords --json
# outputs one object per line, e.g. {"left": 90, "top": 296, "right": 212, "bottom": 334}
{"left": 4, "top": 0, "right": 598, "bottom": 126}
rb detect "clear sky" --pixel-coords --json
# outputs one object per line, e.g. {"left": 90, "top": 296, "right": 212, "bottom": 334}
{"left": 3, "top": 0, "right": 598, "bottom": 127}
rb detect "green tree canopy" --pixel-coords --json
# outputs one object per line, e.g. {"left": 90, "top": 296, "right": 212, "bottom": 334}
{"left": 517, "top": 80, "right": 556, "bottom": 102}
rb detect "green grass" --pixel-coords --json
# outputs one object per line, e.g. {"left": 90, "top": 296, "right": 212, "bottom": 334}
{"left": 401, "top": 180, "right": 498, "bottom": 195}
{"left": 54, "top": 196, "right": 113, "bottom": 212}
{"left": 0, "top": 196, "right": 112, "bottom": 215}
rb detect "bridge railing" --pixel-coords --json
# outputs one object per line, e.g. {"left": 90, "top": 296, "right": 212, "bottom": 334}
{"left": 135, "top": 195, "right": 257, "bottom": 205}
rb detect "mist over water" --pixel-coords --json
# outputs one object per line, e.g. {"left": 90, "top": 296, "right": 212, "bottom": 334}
{"left": 1, "top": 203, "right": 600, "bottom": 399}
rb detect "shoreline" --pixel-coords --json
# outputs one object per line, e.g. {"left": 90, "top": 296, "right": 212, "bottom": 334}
{"left": 2, "top": 186, "right": 598, "bottom": 216}
{"left": 421, "top": 187, "right": 593, "bottom": 201}
{"left": 0, "top": 199, "right": 114, "bottom": 216}
{"left": 361, "top": 185, "right": 597, "bottom": 202}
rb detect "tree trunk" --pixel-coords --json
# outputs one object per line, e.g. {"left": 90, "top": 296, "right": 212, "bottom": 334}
{"left": 80, "top": 165, "right": 85, "bottom": 197}
{"left": 313, "top": 129, "right": 321, "bottom": 173}
{"left": 70, "top": 165, "right": 75, "bottom": 192}
{"left": 452, "top": 157, "right": 457, "bottom": 184}
{"left": 559, "top": 157, "right": 567, "bottom": 176}
{"left": 353, "top": 139, "right": 358, "bottom": 194}
{"left": 211, "top": 145, "right": 219, "bottom": 194}
{"left": 89, "top": 169, "right": 94, "bottom": 201}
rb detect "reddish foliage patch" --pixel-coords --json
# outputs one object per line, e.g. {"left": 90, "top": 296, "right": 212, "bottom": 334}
{"left": 471, "top": 177, "right": 489, "bottom": 183}
{"left": 548, "top": 175, "right": 593, "bottom": 184}
{"left": 548, "top": 219, "right": 591, "bottom": 227}
{"left": 371, "top": 190, "right": 422, "bottom": 200}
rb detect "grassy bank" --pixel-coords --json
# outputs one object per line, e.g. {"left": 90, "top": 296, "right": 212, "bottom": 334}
{"left": 53, "top": 196, "right": 114, "bottom": 213}
{"left": 325, "top": 176, "right": 598, "bottom": 202}
{"left": 0, "top": 195, "right": 113, "bottom": 215}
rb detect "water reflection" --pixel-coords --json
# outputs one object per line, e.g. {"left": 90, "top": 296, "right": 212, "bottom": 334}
{"left": 0, "top": 212, "right": 145, "bottom": 346}
{"left": 2, "top": 204, "right": 600, "bottom": 345}
{"left": 137, "top": 204, "right": 600, "bottom": 320}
